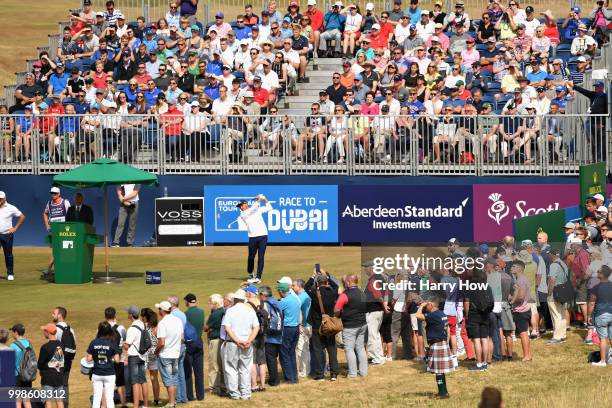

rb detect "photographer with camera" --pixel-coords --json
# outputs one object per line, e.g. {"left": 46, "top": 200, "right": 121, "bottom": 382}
{"left": 562, "top": 6, "right": 589, "bottom": 41}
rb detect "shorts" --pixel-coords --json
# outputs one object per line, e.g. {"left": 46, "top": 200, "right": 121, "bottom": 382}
{"left": 466, "top": 311, "right": 491, "bottom": 339}
{"left": 41, "top": 385, "right": 65, "bottom": 401}
{"left": 147, "top": 359, "right": 158, "bottom": 371}
{"left": 512, "top": 310, "right": 532, "bottom": 334}
{"left": 253, "top": 337, "right": 266, "bottom": 365}
{"left": 530, "top": 303, "right": 538, "bottom": 316}
{"left": 411, "top": 313, "right": 423, "bottom": 336}
{"left": 380, "top": 312, "right": 392, "bottom": 343}
{"left": 159, "top": 357, "right": 179, "bottom": 387}
{"left": 447, "top": 315, "right": 457, "bottom": 336}
{"left": 594, "top": 313, "right": 612, "bottom": 339}
{"left": 16, "top": 377, "right": 32, "bottom": 388}
{"left": 128, "top": 356, "right": 147, "bottom": 384}
{"left": 500, "top": 302, "right": 515, "bottom": 332}
{"left": 575, "top": 281, "right": 588, "bottom": 304}
{"left": 114, "top": 361, "right": 125, "bottom": 387}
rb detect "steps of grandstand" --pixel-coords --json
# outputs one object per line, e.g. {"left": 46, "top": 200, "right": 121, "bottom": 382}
{"left": 280, "top": 58, "right": 341, "bottom": 117}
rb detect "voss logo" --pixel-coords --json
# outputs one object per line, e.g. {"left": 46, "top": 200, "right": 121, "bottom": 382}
{"left": 157, "top": 210, "right": 202, "bottom": 219}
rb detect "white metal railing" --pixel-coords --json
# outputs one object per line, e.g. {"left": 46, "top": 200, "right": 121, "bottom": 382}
{"left": 0, "top": 113, "right": 608, "bottom": 176}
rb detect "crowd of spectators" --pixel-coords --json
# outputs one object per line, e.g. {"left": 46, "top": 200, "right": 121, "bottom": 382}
{"left": 0, "top": 0, "right": 610, "bottom": 166}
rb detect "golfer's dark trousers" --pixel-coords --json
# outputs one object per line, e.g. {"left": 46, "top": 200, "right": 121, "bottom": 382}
{"left": 0, "top": 233, "right": 14, "bottom": 276}
{"left": 247, "top": 235, "right": 268, "bottom": 278}
{"left": 265, "top": 342, "right": 281, "bottom": 386}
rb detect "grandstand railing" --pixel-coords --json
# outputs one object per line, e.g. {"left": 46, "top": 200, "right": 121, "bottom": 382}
{"left": 83, "top": 1, "right": 599, "bottom": 28}
{"left": 0, "top": 113, "right": 607, "bottom": 176}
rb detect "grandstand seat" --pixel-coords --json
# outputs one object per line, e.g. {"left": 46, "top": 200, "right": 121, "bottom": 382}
{"left": 481, "top": 94, "right": 496, "bottom": 108}
{"left": 466, "top": 31, "right": 476, "bottom": 39}
{"left": 476, "top": 44, "right": 488, "bottom": 52}
{"left": 557, "top": 43, "right": 572, "bottom": 52}
{"left": 487, "top": 81, "right": 501, "bottom": 92}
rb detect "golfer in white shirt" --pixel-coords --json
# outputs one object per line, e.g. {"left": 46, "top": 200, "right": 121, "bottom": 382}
{"left": 238, "top": 194, "right": 272, "bottom": 283}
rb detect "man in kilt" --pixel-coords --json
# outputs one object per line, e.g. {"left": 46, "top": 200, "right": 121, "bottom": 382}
{"left": 416, "top": 298, "right": 454, "bottom": 399}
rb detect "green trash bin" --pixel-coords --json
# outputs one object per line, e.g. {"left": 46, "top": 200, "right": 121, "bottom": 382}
{"left": 46, "top": 222, "right": 103, "bottom": 284}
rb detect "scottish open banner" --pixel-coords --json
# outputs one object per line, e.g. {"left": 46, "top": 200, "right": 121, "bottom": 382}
{"left": 204, "top": 185, "right": 339, "bottom": 243}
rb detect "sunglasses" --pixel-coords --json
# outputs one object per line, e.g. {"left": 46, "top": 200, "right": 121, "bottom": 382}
{"left": 270, "top": 110, "right": 278, "bottom": 113}
{"left": 237, "top": 20, "right": 244, "bottom": 23}
{"left": 311, "top": 107, "right": 319, "bottom": 110}
{"left": 78, "top": 94, "right": 85, "bottom": 97}
{"left": 333, "top": 76, "right": 340, "bottom": 79}
{"left": 179, "top": 97, "right": 187, "bottom": 101}
{"left": 137, "top": 95, "right": 144, "bottom": 98}
{"left": 181, "top": 65, "right": 188, "bottom": 68}
{"left": 385, "top": 92, "right": 392, "bottom": 95}
{"left": 250, "top": 52, "right": 258, "bottom": 55}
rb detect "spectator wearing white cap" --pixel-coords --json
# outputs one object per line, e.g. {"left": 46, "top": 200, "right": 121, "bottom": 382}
{"left": 155, "top": 300, "right": 183, "bottom": 407}
{"left": 570, "top": 24, "right": 598, "bottom": 56}
{"left": 220, "top": 289, "right": 259, "bottom": 400}
{"left": 0, "top": 191, "right": 26, "bottom": 281}
{"left": 415, "top": 9, "right": 435, "bottom": 41}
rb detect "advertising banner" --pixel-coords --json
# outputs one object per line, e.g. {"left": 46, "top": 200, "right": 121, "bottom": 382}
{"left": 204, "top": 185, "right": 338, "bottom": 243}
{"left": 513, "top": 209, "right": 568, "bottom": 244}
{"left": 155, "top": 197, "right": 204, "bottom": 246}
{"left": 473, "top": 184, "right": 579, "bottom": 242}
{"left": 338, "top": 185, "right": 473, "bottom": 243}
{"left": 579, "top": 162, "right": 607, "bottom": 212}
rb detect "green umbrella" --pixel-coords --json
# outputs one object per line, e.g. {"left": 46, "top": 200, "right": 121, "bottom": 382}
{"left": 53, "top": 159, "right": 159, "bottom": 282}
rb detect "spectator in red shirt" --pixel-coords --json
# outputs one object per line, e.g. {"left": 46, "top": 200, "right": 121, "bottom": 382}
{"left": 90, "top": 61, "right": 108, "bottom": 90}
{"left": 570, "top": 241, "right": 591, "bottom": 327}
{"left": 367, "top": 24, "right": 388, "bottom": 50}
{"left": 68, "top": 13, "right": 86, "bottom": 37}
{"left": 133, "top": 62, "right": 153, "bottom": 90}
{"left": 360, "top": 92, "right": 380, "bottom": 120}
{"left": 160, "top": 104, "right": 184, "bottom": 161}
{"left": 377, "top": 11, "right": 395, "bottom": 42}
{"left": 305, "top": 0, "right": 325, "bottom": 44}
{"left": 249, "top": 77, "right": 271, "bottom": 111}
{"left": 34, "top": 103, "right": 58, "bottom": 161}
{"left": 455, "top": 80, "right": 472, "bottom": 101}
{"left": 244, "top": 4, "right": 260, "bottom": 26}
{"left": 47, "top": 95, "right": 66, "bottom": 115}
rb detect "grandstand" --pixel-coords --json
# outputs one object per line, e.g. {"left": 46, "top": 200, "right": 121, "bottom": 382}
{"left": 0, "top": 0, "right": 610, "bottom": 177}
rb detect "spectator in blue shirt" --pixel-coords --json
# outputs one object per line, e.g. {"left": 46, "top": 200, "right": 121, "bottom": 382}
{"left": 292, "top": 279, "right": 312, "bottom": 378}
{"left": 406, "top": 0, "right": 423, "bottom": 22}
{"left": 562, "top": 7, "right": 589, "bottom": 40}
{"left": 144, "top": 80, "right": 162, "bottom": 108}
{"left": 318, "top": 3, "right": 346, "bottom": 57}
{"left": 206, "top": 53, "right": 224, "bottom": 76}
{"left": 142, "top": 29, "right": 159, "bottom": 53}
{"left": 259, "top": 286, "right": 283, "bottom": 386}
{"left": 442, "top": 88, "right": 465, "bottom": 112}
{"left": 48, "top": 65, "right": 69, "bottom": 96}
{"left": 551, "top": 86, "right": 569, "bottom": 112}
{"left": 278, "top": 280, "right": 301, "bottom": 384}
{"left": 526, "top": 57, "right": 548, "bottom": 88}
{"left": 234, "top": 16, "right": 252, "bottom": 40}
{"left": 9, "top": 324, "right": 32, "bottom": 386}
{"left": 204, "top": 77, "right": 220, "bottom": 100}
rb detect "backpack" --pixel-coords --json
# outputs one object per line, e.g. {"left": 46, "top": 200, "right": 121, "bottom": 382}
{"left": 183, "top": 320, "right": 198, "bottom": 343}
{"left": 14, "top": 341, "right": 38, "bottom": 383}
{"left": 132, "top": 325, "right": 153, "bottom": 355}
{"left": 472, "top": 284, "right": 494, "bottom": 313}
{"left": 248, "top": 301, "right": 269, "bottom": 336}
{"left": 59, "top": 325, "right": 77, "bottom": 361}
{"left": 264, "top": 300, "right": 283, "bottom": 336}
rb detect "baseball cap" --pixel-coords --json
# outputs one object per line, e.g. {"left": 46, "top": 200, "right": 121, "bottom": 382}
{"left": 592, "top": 193, "right": 605, "bottom": 201}
{"left": 232, "top": 289, "right": 246, "bottom": 300}
{"left": 448, "top": 238, "right": 459, "bottom": 244}
{"left": 525, "top": 6, "right": 534, "bottom": 13}
{"left": 372, "top": 23, "right": 381, "bottom": 30}
{"left": 576, "top": 56, "right": 587, "bottom": 62}
{"left": 38, "top": 102, "right": 49, "bottom": 110}
{"left": 0, "top": 191, "right": 5, "bottom": 199}
{"left": 421, "top": 9, "right": 430, "bottom": 15}
{"left": 456, "top": 80, "right": 465, "bottom": 86}
{"left": 578, "top": 23, "right": 587, "bottom": 31}
{"left": 215, "top": 12, "right": 224, "bottom": 18}
{"left": 184, "top": 293, "right": 197, "bottom": 303}
{"left": 482, "top": 102, "right": 493, "bottom": 110}
{"left": 334, "top": 1, "right": 344, "bottom": 7}
{"left": 95, "top": 11, "right": 104, "bottom": 17}
{"left": 366, "top": 2, "right": 374, "bottom": 11}
{"left": 190, "top": 24, "right": 200, "bottom": 31}
{"left": 190, "top": 101, "right": 199, "bottom": 107}
{"left": 467, "top": 37, "right": 475, "bottom": 43}
{"left": 354, "top": 73, "right": 363, "bottom": 81}
{"left": 573, "top": 6, "right": 581, "bottom": 14}
{"left": 307, "top": 0, "right": 317, "bottom": 5}
{"left": 244, "top": 90, "right": 254, "bottom": 98}
{"left": 253, "top": 76, "right": 262, "bottom": 82}
{"left": 277, "top": 276, "right": 293, "bottom": 285}
{"left": 56, "top": 62, "right": 64, "bottom": 68}
{"left": 517, "top": 23, "right": 526, "bottom": 29}
{"left": 155, "top": 301, "right": 172, "bottom": 312}
{"left": 564, "top": 222, "right": 575, "bottom": 229}
{"left": 245, "top": 285, "right": 258, "bottom": 295}
{"left": 409, "top": 24, "right": 417, "bottom": 30}
{"left": 277, "top": 282, "right": 290, "bottom": 292}
{"left": 479, "top": 243, "right": 490, "bottom": 254}
{"left": 594, "top": 81, "right": 605, "bottom": 88}
{"left": 90, "top": 103, "right": 100, "bottom": 110}
{"left": 521, "top": 239, "right": 533, "bottom": 247}
{"left": 487, "top": 37, "right": 496, "bottom": 43}
{"left": 431, "top": 35, "right": 439, "bottom": 42}
{"left": 381, "top": 104, "right": 390, "bottom": 112}
{"left": 40, "top": 323, "right": 57, "bottom": 335}
{"left": 319, "top": 90, "right": 328, "bottom": 96}
{"left": 32, "top": 61, "right": 42, "bottom": 68}
{"left": 283, "top": 16, "right": 291, "bottom": 23}
{"left": 116, "top": 13, "right": 125, "bottom": 20}
{"left": 251, "top": 25, "right": 260, "bottom": 31}
{"left": 146, "top": 28, "right": 155, "bottom": 35}
{"left": 597, "top": 205, "right": 609, "bottom": 213}
{"left": 124, "top": 305, "right": 140, "bottom": 316}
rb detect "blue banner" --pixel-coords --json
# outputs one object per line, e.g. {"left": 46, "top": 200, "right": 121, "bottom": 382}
{"left": 204, "top": 185, "right": 339, "bottom": 243}
{"left": 338, "top": 185, "right": 473, "bottom": 242}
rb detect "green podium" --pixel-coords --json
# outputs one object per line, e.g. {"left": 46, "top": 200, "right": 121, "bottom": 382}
{"left": 46, "top": 222, "right": 103, "bottom": 284}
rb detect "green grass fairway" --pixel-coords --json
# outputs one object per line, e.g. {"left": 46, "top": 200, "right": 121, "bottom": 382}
{"left": 1, "top": 246, "right": 610, "bottom": 408}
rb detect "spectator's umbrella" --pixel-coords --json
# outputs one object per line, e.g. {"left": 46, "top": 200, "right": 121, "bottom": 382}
{"left": 53, "top": 159, "right": 159, "bottom": 283}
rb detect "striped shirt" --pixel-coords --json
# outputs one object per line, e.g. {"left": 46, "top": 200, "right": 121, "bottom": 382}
{"left": 103, "top": 9, "right": 123, "bottom": 26}
{"left": 570, "top": 70, "right": 584, "bottom": 85}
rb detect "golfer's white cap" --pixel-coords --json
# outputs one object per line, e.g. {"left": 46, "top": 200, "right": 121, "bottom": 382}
{"left": 0, "top": 191, "right": 5, "bottom": 199}
{"left": 50, "top": 187, "right": 61, "bottom": 194}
